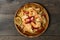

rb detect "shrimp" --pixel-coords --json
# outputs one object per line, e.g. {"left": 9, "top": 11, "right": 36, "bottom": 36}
{"left": 23, "top": 23, "right": 33, "bottom": 33}
{"left": 22, "top": 15, "right": 28, "bottom": 22}
{"left": 35, "top": 14, "right": 42, "bottom": 22}
{"left": 27, "top": 7, "right": 37, "bottom": 16}
{"left": 31, "top": 22, "right": 41, "bottom": 29}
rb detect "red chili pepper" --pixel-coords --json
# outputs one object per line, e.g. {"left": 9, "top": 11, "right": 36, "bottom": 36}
{"left": 30, "top": 16, "right": 34, "bottom": 21}
{"left": 42, "top": 13, "right": 46, "bottom": 18}
{"left": 25, "top": 16, "right": 34, "bottom": 24}
{"left": 25, "top": 18, "right": 31, "bottom": 24}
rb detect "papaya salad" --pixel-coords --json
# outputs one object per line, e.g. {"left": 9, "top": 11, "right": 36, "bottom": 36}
{"left": 14, "top": 3, "right": 49, "bottom": 37}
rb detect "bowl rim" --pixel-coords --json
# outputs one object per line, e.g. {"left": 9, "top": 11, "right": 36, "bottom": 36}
{"left": 14, "top": 2, "right": 49, "bottom": 38}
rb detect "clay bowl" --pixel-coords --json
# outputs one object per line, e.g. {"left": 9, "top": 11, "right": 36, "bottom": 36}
{"left": 14, "top": 3, "right": 49, "bottom": 38}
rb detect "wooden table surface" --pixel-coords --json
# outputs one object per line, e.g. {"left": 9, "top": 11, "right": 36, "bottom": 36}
{"left": 0, "top": 0, "right": 60, "bottom": 40}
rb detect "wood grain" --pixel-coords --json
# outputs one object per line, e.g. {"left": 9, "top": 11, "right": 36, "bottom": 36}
{"left": 0, "top": 0, "right": 60, "bottom": 40}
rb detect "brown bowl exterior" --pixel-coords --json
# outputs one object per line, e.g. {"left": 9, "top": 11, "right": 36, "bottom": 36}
{"left": 14, "top": 2, "right": 49, "bottom": 38}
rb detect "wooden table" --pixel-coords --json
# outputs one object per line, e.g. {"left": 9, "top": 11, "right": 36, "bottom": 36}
{"left": 0, "top": 0, "right": 60, "bottom": 40}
